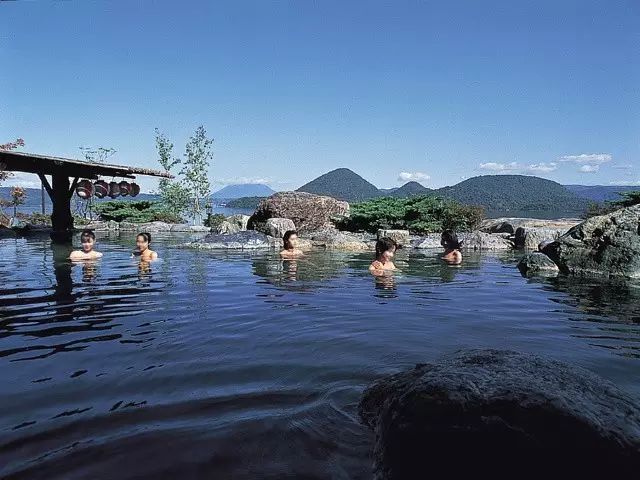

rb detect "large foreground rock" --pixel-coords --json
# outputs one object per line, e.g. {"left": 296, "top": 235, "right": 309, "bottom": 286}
{"left": 542, "top": 204, "right": 640, "bottom": 278}
{"left": 517, "top": 252, "right": 559, "bottom": 277}
{"left": 183, "top": 231, "right": 280, "bottom": 250}
{"left": 248, "top": 192, "right": 349, "bottom": 234}
{"left": 359, "top": 349, "right": 640, "bottom": 478}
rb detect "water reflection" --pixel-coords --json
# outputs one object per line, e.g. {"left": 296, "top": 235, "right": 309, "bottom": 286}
{"left": 0, "top": 239, "right": 165, "bottom": 362}
{"left": 2, "top": 237, "right": 640, "bottom": 479}
{"left": 373, "top": 274, "right": 397, "bottom": 299}
{"left": 251, "top": 252, "right": 351, "bottom": 290}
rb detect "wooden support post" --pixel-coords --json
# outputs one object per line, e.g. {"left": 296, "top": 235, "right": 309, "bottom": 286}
{"left": 51, "top": 174, "right": 74, "bottom": 234}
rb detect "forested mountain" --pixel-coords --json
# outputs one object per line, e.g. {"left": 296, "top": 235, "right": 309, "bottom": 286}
{"left": 296, "top": 168, "right": 380, "bottom": 202}
{"left": 564, "top": 185, "right": 639, "bottom": 203}
{"left": 435, "top": 175, "right": 589, "bottom": 213}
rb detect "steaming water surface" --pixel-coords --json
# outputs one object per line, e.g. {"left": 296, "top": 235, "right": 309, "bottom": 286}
{"left": 1, "top": 233, "right": 640, "bottom": 479}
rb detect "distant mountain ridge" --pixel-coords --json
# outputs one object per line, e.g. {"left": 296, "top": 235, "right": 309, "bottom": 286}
{"left": 212, "top": 184, "right": 275, "bottom": 199}
{"left": 295, "top": 169, "right": 589, "bottom": 213}
{"left": 297, "top": 168, "right": 381, "bottom": 202}
{"left": 564, "top": 185, "right": 639, "bottom": 203}
{"left": 434, "top": 175, "right": 589, "bottom": 213}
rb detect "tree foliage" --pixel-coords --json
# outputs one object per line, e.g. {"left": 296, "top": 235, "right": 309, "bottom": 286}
{"left": 337, "top": 196, "right": 484, "bottom": 234}
{"left": 94, "top": 200, "right": 182, "bottom": 223}
{"left": 611, "top": 191, "right": 640, "bottom": 208}
{"left": 10, "top": 186, "right": 26, "bottom": 216}
{"left": 584, "top": 191, "right": 640, "bottom": 218}
{"left": 0, "top": 138, "right": 25, "bottom": 183}
{"left": 155, "top": 128, "right": 211, "bottom": 221}
{"left": 226, "top": 196, "right": 266, "bottom": 209}
{"left": 181, "top": 125, "right": 213, "bottom": 222}
{"left": 78, "top": 146, "right": 116, "bottom": 164}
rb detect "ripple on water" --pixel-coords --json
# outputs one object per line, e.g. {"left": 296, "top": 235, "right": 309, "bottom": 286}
{"left": 1, "top": 237, "right": 640, "bottom": 478}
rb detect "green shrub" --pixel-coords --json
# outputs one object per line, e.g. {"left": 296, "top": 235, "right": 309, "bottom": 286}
{"left": 337, "top": 196, "right": 484, "bottom": 234}
{"left": 204, "top": 213, "right": 226, "bottom": 229}
{"left": 611, "top": 191, "right": 640, "bottom": 208}
{"left": 16, "top": 212, "right": 51, "bottom": 226}
{"left": 94, "top": 200, "right": 183, "bottom": 223}
{"left": 583, "top": 191, "right": 640, "bottom": 219}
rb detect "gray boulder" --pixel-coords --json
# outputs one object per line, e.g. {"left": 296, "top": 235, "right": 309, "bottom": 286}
{"left": 359, "top": 349, "right": 640, "bottom": 478}
{"left": 184, "top": 231, "right": 280, "bottom": 250}
{"left": 377, "top": 229, "right": 410, "bottom": 247}
{"left": 542, "top": 204, "right": 640, "bottom": 278}
{"left": 170, "top": 224, "right": 211, "bottom": 233}
{"left": 213, "top": 220, "right": 240, "bottom": 235}
{"left": 248, "top": 191, "right": 349, "bottom": 234}
{"left": 517, "top": 252, "right": 559, "bottom": 277}
{"left": 303, "top": 228, "right": 373, "bottom": 251}
{"left": 411, "top": 234, "right": 442, "bottom": 249}
{"left": 227, "top": 214, "right": 250, "bottom": 231}
{"left": 460, "top": 231, "right": 513, "bottom": 250}
{"left": 263, "top": 218, "right": 296, "bottom": 238}
{"left": 488, "top": 221, "right": 515, "bottom": 234}
{"left": 411, "top": 232, "right": 513, "bottom": 250}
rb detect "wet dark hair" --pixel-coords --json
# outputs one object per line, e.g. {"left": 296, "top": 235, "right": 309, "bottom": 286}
{"left": 80, "top": 229, "right": 95, "bottom": 242}
{"left": 137, "top": 232, "right": 152, "bottom": 244}
{"left": 441, "top": 229, "right": 463, "bottom": 250}
{"left": 283, "top": 230, "right": 297, "bottom": 250}
{"left": 375, "top": 237, "right": 397, "bottom": 258}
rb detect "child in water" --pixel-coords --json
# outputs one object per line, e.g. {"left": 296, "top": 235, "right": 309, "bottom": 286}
{"left": 69, "top": 229, "right": 103, "bottom": 260}
{"left": 134, "top": 232, "right": 158, "bottom": 261}
{"left": 369, "top": 237, "right": 397, "bottom": 272}
{"left": 280, "top": 230, "right": 304, "bottom": 258}
{"left": 441, "top": 229, "right": 463, "bottom": 264}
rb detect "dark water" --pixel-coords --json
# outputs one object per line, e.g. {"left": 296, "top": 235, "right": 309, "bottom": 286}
{"left": 1, "top": 234, "right": 640, "bottom": 479}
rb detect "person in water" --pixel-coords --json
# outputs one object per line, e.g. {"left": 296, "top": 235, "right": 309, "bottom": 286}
{"left": 369, "top": 237, "right": 397, "bottom": 272}
{"left": 280, "top": 230, "right": 304, "bottom": 258}
{"left": 134, "top": 232, "right": 158, "bottom": 261}
{"left": 441, "top": 229, "right": 463, "bottom": 264}
{"left": 69, "top": 229, "right": 103, "bottom": 260}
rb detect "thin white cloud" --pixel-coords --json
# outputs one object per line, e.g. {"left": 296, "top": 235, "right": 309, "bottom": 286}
{"left": 398, "top": 171, "right": 430, "bottom": 182}
{"left": 478, "top": 162, "right": 556, "bottom": 174}
{"left": 559, "top": 153, "right": 612, "bottom": 165}
{"left": 609, "top": 180, "right": 640, "bottom": 186}
{"left": 579, "top": 165, "right": 599, "bottom": 173}
{"left": 478, "top": 162, "right": 519, "bottom": 172}
{"left": 525, "top": 163, "right": 557, "bottom": 173}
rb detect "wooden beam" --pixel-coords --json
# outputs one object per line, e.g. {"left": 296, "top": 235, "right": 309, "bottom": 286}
{"left": 68, "top": 177, "right": 79, "bottom": 200}
{"left": 38, "top": 173, "right": 54, "bottom": 200}
{"left": 51, "top": 174, "right": 73, "bottom": 233}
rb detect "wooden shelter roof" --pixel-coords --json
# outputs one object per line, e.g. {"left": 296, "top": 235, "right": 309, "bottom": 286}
{"left": 0, "top": 150, "right": 173, "bottom": 179}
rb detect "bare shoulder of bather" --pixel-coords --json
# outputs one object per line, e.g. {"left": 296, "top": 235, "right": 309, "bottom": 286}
{"left": 70, "top": 250, "right": 103, "bottom": 261}
{"left": 280, "top": 248, "right": 304, "bottom": 258}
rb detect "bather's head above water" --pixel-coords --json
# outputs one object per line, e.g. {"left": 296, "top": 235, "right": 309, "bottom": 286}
{"left": 280, "top": 230, "right": 304, "bottom": 258}
{"left": 136, "top": 232, "right": 152, "bottom": 252}
{"left": 135, "top": 232, "right": 158, "bottom": 261}
{"left": 69, "top": 229, "right": 102, "bottom": 261}
{"left": 375, "top": 237, "right": 397, "bottom": 262}
{"left": 80, "top": 229, "right": 96, "bottom": 253}
{"left": 283, "top": 230, "right": 298, "bottom": 250}
{"left": 441, "top": 229, "right": 463, "bottom": 251}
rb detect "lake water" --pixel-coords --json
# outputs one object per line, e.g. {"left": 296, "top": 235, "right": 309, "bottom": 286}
{"left": 1, "top": 233, "right": 640, "bottom": 479}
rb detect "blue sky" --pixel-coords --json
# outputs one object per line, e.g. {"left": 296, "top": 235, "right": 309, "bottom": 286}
{"left": 1, "top": 0, "right": 638, "bottom": 192}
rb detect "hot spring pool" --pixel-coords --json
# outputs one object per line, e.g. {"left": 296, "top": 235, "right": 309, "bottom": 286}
{"left": 1, "top": 233, "right": 640, "bottom": 479}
